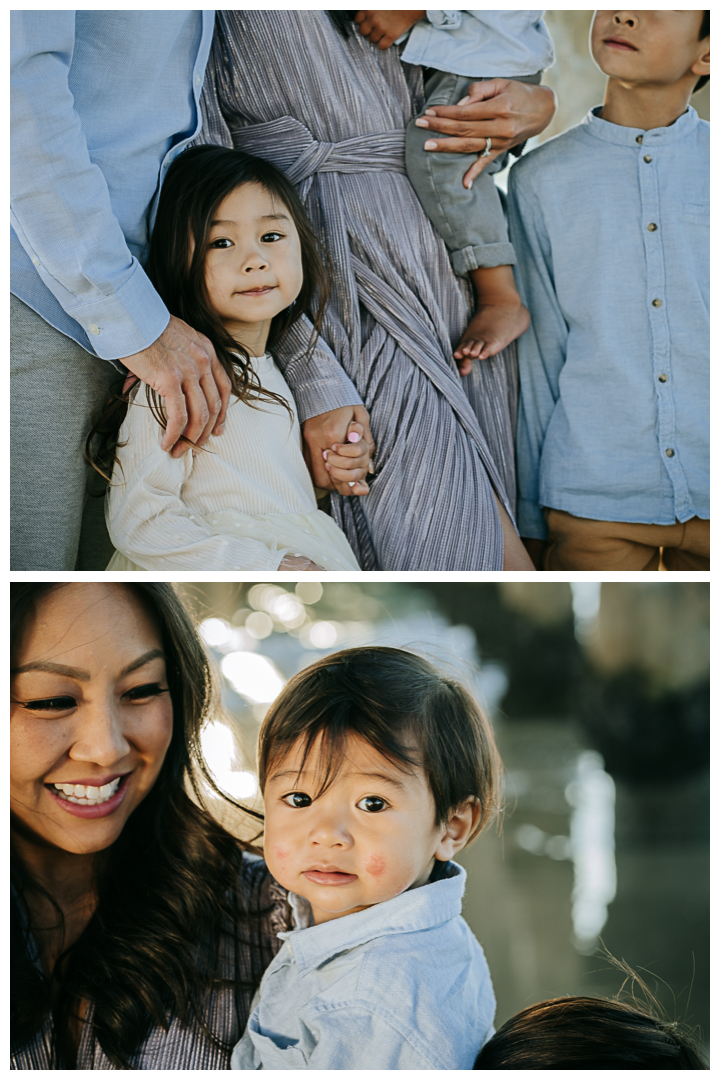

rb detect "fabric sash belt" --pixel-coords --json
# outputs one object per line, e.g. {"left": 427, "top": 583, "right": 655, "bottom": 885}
{"left": 226, "top": 116, "right": 406, "bottom": 184}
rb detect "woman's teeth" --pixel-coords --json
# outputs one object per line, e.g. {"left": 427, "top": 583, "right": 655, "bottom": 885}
{"left": 52, "top": 777, "right": 122, "bottom": 805}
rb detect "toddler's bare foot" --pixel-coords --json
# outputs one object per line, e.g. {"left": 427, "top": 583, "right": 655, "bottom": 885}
{"left": 454, "top": 300, "right": 530, "bottom": 376}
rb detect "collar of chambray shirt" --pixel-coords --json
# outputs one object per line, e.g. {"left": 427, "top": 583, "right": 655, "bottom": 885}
{"left": 279, "top": 860, "right": 465, "bottom": 976}
{"left": 582, "top": 103, "right": 700, "bottom": 147}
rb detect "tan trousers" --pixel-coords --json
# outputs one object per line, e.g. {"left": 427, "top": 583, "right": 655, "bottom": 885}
{"left": 543, "top": 508, "right": 710, "bottom": 571}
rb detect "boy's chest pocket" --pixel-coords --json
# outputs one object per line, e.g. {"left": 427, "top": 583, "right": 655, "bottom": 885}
{"left": 683, "top": 202, "right": 709, "bottom": 225}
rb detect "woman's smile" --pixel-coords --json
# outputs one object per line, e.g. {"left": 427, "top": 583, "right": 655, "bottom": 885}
{"left": 44, "top": 773, "right": 130, "bottom": 817}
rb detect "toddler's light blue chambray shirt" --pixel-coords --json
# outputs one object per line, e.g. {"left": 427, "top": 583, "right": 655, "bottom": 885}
{"left": 507, "top": 106, "right": 709, "bottom": 538}
{"left": 231, "top": 861, "right": 495, "bottom": 1070}
{"left": 11, "top": 11, "right": 214, "bottom": 365}
{"left": 400, "top": 11, "right": 554, "bottom": 78}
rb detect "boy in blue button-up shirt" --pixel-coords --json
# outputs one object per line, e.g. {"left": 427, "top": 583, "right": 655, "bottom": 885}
{"left": 232, "top": 647, "right": 498, "bottom": 1070}
{"left": 507, "top": 10, "right": 710, "bottom": 570}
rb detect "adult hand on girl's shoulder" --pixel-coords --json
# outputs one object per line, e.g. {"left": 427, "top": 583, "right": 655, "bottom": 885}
{"left": 122, "top": 315, "right": 233, "bottom": 459}
{"left": 354, "top": 10, "right": 426, "bottom": 49}
{"left": 417, "top": 79, "right": 556, "bottom": 187}
{"left": 302, "top": 406, "right": 375, "bottom": 497}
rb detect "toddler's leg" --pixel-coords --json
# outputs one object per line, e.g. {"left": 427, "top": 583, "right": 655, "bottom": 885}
{"left": 405, "top": 73, "right": 528, "bottom": 372}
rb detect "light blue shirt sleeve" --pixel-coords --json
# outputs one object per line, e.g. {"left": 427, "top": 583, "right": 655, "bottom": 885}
{"left": 507, "top": 167, "right": 568, "bottom": 540}
{"left": 402, "top": 10, "right": 555, "bottom": 78}
{"left": 10, "top": 11, "right": 169, "bottom": 360}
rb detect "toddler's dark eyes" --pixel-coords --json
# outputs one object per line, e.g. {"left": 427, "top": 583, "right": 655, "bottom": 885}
{"left": 283, "top": 792, "right": 312, "bottom": 808}
{"left": 358, "top": 796, "right": 387, "bottom": 813}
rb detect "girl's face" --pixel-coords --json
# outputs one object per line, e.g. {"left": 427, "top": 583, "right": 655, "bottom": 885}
{"left": 204, "top": 182, "right": 304, "bottom": 343}
{"left": 11, "top": 585, "right": 174, "bottom": 857}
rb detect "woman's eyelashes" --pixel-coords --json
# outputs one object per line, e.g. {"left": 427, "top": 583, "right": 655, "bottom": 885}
{"left": 13, "top": 683, "right": 168, "bottom": 715}
{"left": 123, "top": 683, "right": 169, "bottom": 703}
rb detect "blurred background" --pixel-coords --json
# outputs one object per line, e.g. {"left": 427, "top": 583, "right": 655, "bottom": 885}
{"left": 176, "top": 581, "right": 709, "bottom": 1055}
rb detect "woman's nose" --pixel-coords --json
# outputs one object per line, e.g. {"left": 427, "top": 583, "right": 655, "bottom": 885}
{"left": 68, "top": 702, "right": 131, "bottom": 767}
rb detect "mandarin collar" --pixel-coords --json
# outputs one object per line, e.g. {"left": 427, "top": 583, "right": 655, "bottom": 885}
{"left": 277, "top": 860, "right": 465, "bottom": 976}
{"left": 581, "top": 104, "right": 700, "bottom": 147}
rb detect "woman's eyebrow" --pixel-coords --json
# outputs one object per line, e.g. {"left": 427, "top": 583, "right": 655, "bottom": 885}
{"left": 12, "top": 648, "right": 165, "bottom": 680}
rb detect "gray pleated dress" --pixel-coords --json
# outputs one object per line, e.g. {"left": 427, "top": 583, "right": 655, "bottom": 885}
{"left": 197, "top": 11, "right": 518, "bottom": 570}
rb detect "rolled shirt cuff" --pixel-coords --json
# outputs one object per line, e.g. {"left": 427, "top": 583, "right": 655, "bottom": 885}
{"left": 451, "top": 242, "right": 516, "bottom": 275}
{"left": 426, "top": 10, "right": 463, "bottom": 31}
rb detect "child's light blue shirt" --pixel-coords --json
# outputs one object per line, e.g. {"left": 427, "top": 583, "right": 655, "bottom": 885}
{"left": 231, "top": 861, "right": 495, "bottom": 1070}
{"left": 507, "top": 106, "right": 709, "bottom": 538}
{"left": 401, "top": 11, "right": 555, "bottom": 78}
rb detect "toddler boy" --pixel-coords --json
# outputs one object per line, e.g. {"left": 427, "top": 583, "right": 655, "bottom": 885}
{"left": 507, "top": 10, "right": 710, "bottom": 570}
{"left": 355, "top": 10, "right": 554, "bottom": 367}
{"left": 232, "top": 647, "right": 498, "bottom": 1070}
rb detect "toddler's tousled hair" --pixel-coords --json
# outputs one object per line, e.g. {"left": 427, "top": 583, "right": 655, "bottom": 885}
{"left": 473, "top": 995, "right": 708, "bottom": 1070}
{"left": 258, "top": 646, "right": 501, "bottom": 843}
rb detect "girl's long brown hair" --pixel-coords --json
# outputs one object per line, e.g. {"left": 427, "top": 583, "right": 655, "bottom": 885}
{"left": 87, "top": 145, "right": 330, "bottom": 482}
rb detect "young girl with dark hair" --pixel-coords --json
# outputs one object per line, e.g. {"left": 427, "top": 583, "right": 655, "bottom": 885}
{"left": 92, "top": 146, "right": 363, "bottom": 571}
{"left": 10, "top": 582, "right": 287, "bottom": 1069}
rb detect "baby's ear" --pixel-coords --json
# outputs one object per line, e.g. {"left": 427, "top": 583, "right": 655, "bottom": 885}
{"left": 434, "top": 798, "right": 482, "bottom": 861}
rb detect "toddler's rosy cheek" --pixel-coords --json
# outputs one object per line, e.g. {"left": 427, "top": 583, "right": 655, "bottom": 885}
{"left": 364, "top": 853, "right": 386, "bottom": 877}
{"left": 274, "top": 845, "right": 291, "bottom": 863}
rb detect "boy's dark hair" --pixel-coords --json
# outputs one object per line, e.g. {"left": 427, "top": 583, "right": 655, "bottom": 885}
{"left": 257, "top": 646, "right": 501, "bottom": 843}
{"left": 87, "top": 145, "right": 330, "bottom": 481}
{"left": 473, "top": 996, "right": 708, "bottom": 1070}
{"left": 694, "top": 11, "right": 710, "bottom": 92}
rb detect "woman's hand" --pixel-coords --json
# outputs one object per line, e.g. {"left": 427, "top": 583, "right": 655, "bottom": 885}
{"left": 278, "top": 554, "right": 326, "bottom": 571}
{"left": 415, "top": 79, "right": 556, "bottom": 187}
{"left": 302, "top": 406, "right": 375, "bottom": 496}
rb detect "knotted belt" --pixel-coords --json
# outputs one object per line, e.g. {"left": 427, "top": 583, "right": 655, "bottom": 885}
{"left": 226, "top": 116, "right": 406, "bottom": 184}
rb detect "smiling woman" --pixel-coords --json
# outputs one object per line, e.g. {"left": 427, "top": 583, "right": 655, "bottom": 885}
{"left": 10, "top": 583, "right": 287, "bottom": 1069}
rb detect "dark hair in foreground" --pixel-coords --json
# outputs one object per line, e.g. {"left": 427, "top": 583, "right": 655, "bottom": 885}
{"left": 258, "top": 646, "right": 501, "bottom": 842}
{"left": 474, "top": 996, "right": 708, "bottom": 1070}
{"left": 87, "top": 145, "right": 330, "bottom": 481}
{"left": 11, "top": 583, "right": 266, "bottom": 1069}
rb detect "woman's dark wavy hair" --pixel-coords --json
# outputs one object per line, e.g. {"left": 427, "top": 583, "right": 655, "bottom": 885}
{"left": 11, "top": 583, "right": 269, "bottom": 1068}
{"left": 87, "top": 145, "right": 330, "bottom": 482}
{"left": 258, "top": 646, "right": 502, "bottom": 843}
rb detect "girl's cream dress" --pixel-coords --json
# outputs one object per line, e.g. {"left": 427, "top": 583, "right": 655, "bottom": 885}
{"left": 106, "top": 353, "right": 359, "bottom": 571}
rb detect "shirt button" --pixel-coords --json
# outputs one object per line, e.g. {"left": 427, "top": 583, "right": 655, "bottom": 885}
{"left": 195, "top": 75, "right": 201, "bottom": 86}
{"left": 32, "top": 257, "right": 40, "bottom": 266}
{"left": 652, "top": 299, "right": 663, "bottom": 308}
{"left": 89, "top": 324, "right": 100, "bottom": 335}
{"left": 658, "top": 373, "right": 668, "bottom": 383}
{"left": 665, "top": 448, "right": 675, "bottom": 458}
{"left": 636, "top": 134, "right": 643, "bottom": 144}
{"left": 647, "top": 222, "right": 658, "bottom": 232}
{"left": 643, "top": 155, "right": 652, "bottom": 163}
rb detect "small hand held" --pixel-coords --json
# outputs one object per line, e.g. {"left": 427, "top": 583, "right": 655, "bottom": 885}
{"left": 278, "top": 554, "right": 325, "bottom": 571}
{"left": 416, "top": 79, "right": 556, "bottom": 186}
{"left": 121, "top": 315, "right": 232, "bottom": 458}
{"left": 354, "top": 10, "right": 426, "bottom": 49}
{"left": 302, "top": 405, "right": 375, "bottom": 496}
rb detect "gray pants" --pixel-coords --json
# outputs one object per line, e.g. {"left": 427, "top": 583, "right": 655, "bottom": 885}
{"left": 11, "top": 293, "right": 119, "bottom": 570}
{"left": 405, "top": 71, "right": 541, "bottom": 276}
